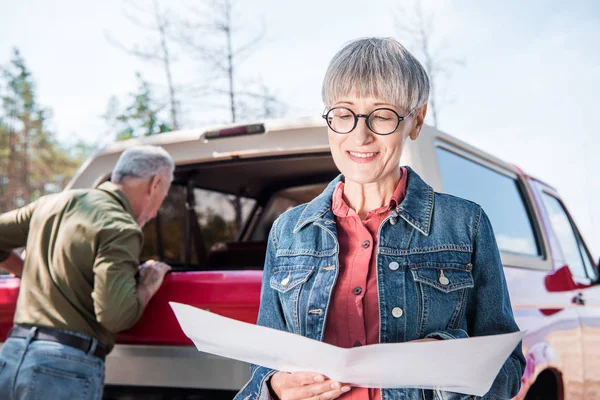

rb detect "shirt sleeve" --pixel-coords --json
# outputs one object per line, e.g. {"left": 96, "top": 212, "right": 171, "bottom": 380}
{"left": 0, "top": 201, "right": 37, "bottom": 262}
{"left": 91, "top": 221, "right": 145, "bottom": 333}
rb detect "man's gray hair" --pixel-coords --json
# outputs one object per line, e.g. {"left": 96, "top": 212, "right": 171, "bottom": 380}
{"left": 322, "top": 37, "right": 430, "bottom": 112}
{"left": 111, "top": 145, "right": 175, "bottom": 184}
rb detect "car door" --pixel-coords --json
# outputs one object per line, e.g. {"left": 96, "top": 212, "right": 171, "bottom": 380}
{"left": 433, "top": 144, "right": 584, "bottom": 400}
{"left": 538, "top": 189, "right": 600, "bottom": 399}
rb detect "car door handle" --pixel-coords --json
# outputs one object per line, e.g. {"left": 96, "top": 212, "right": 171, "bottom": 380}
{"left": 572, "top": 292, "right": 586, "bottom": 306}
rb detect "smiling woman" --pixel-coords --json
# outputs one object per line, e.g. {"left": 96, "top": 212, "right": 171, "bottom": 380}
{"left": 234, "top": 37, "right": 526, "bottom": 400}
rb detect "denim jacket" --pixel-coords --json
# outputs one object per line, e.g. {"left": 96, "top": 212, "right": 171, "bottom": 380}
{"left": 234, "top": 167, "right": 525, "bottom": 400}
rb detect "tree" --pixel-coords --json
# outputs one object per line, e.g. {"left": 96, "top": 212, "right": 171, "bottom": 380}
{"left": 175, "top": 0, "right": 286, "bottom": 123}
{"left": 106, "top": 0, "right": 180, "bottom": 130}
{"left": 0, "top": 49, "right": 86, "bottom": 211}
{"left": 394, "top": 1, "right": 464, "bottom": 128}
{"left": 104, "top": 73, "right": 171, "bottom": 141}
{"left": 1, "top": 48, "right": 41, "bottom": 208}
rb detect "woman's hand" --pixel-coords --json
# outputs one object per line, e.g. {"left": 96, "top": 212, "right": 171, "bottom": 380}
{"left": 269, "top": 371, "right": 351, "bottom": 400}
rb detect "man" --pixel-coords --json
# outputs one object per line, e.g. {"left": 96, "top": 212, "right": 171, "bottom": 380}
{"left": 0, "top": 145, "right": 175, "bottom": 399}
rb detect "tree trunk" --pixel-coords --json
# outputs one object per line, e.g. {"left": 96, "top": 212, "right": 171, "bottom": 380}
{"left": 225, "top": 0, "right": 236, "bottom": 123}
{"left": 153, "top": 0, "right": 178, "bottom": 131}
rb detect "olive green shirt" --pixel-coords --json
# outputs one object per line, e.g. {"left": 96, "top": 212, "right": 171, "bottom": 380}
{"left": 0, "top": 182, "right": 145, "bottom": 350}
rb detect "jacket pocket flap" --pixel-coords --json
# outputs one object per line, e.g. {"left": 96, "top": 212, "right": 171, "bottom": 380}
{"left": 270, "top": 267, "right": 314, "bottom": 293}
{"left": 410, "top": 266, "right": 474, "bottom": 293}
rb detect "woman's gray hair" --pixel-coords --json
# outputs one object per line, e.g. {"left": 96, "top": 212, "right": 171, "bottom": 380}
{"left": 111, "top": 145, "right": 175, "bottom": 184}
{"left": 322, "top": 37, "right": 430, "bottom": 112}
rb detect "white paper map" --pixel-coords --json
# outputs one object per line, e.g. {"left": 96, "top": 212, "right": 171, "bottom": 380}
{"left": 170, "top": 302, "right": 524, "bottom": 396}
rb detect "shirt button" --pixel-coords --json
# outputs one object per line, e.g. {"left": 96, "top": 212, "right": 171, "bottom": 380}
{"left": 353, "top": 286, "right": 362, "bottom": 295}
{"left": 362, "top": 240, "right": 370, "bottom": 249}
{"left": 392, "top": 307, "right": 404, "bottom": 318}
{"left": 353, "top": 341, "right": 362, "bottom": 347}
{"left": 388, "top": 261, "right": 400, "bottom": 271}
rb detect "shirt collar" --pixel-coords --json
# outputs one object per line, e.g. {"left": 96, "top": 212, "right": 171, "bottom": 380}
{"left": 96, "top": 181, "right": 136, "bottom": 219}
{"left": 331, "top": 167, "right": 408, "bottom": 219}
{"left": 294, "top": 166, "right": 434, "bottom": 236}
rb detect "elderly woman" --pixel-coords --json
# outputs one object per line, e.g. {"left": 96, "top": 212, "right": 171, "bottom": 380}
{"left": 234, "top": 38, "right": 525, "bottom": 400}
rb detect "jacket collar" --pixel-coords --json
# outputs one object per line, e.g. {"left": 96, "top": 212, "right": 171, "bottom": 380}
{"left": 293, "top": 166, "right": 434, "bottom": 236}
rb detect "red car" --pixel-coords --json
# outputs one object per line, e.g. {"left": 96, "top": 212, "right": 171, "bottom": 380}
{"left": 0, "top": 118, "right": 597, "bottom": 399}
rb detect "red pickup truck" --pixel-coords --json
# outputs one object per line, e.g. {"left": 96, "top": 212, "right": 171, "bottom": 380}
{"left": 0, "top": 118, "right": 598, "bottom": 399}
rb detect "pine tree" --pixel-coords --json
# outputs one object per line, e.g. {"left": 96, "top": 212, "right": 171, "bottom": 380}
{"left": 106, "top": 73, "right": 171, "bottom": 141}
{"left": 0, "top": 49, "right": 86, "bottom": 211}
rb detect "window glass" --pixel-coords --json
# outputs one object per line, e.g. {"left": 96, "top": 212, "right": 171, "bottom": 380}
{"left": 436, "top": 148, "right": 539, "bottom": 256}
{"left": 542, "top": 193, "right": 594, "bottom": 279}
{"left": 141, "top": 183, "right": 255, "bottom": 269}
{"left": 193, "top": 188, "right": 255, "bottom": 251}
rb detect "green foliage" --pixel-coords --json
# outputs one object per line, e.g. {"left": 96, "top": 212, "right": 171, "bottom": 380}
{"left": 105, "top": 73, "right": 171, "bottom": 141}
{"left": 0, "top": 48, "right": 88, "bottom": 212}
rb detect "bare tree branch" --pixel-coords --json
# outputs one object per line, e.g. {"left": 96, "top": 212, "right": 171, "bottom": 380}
{"left": 105, "top": 0, "right": 180, "bottom": 129}
{"left": 393, "top": 0, "right": 465, "bottom": 128}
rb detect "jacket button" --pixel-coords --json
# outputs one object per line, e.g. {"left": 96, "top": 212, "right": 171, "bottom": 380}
{"left": 362, "top": 240, "right": 370, "bottom": 249}
{"left": 353, "top": 341, "right": 362, "bottom": 347}
{"left": 392, "top": 307, "right": 404, "bottom": 318}
{"left": 439, "top": 270, "right": 449, "bottom": 286}
{"left": 353, "top": 286, "right": 362, "bottom": 295}
{"left": 388, "top": 262, "right": 400, "bottom": 271}
{"left": 390, "top": 217, "right": 398, "bottom": 225}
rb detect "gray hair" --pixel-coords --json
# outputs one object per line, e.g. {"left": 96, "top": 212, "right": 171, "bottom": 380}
{"left": 322, "top": 37, "right": 430, "bottom": 112}
{"left": 111, "top": 145, "right": 175, "bottom": 184}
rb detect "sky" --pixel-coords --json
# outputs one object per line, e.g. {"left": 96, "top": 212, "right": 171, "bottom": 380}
{"left": 1, "top": 0, "right": 599, "bottom": 259}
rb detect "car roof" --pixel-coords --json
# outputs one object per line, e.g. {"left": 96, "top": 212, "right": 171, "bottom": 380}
{"left": 67, "top": 116, "right": 554, "bottom": 191}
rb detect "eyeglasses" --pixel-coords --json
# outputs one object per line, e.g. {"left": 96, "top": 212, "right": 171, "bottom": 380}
{"left": 322, "top": 107, "right": 416, "bottom": 135}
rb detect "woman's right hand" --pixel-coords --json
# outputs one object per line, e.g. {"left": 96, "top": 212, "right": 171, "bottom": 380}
{"left": 269, "top": 371, "right": 351, "bottom": 400}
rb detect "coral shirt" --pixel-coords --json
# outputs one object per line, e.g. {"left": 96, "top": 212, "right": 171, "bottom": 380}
{"left": 323, "top": 168, "right": 408, "bottom": 400}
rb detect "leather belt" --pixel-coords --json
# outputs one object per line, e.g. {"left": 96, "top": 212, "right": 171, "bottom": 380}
{"left": 8, "top": 325, "right": 108, "bottom": 361}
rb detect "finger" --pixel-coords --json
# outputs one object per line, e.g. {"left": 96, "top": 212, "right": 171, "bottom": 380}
{"left": 147, "top": 263, "right": 168, "bottom": 273}
{"left": 158, "top": 265, "right": 172, "bottom": 276}
{"left": 305, "top": 385, "right": 351, "bottom": 400}
{"left": 288, "top": 380, "right": 343, "bottom": 399}
{"left": 155, "top": 262, "right": 172, "bottom": 272}
{"left": 287, "top": 371, "right": 326, "bottom": 387}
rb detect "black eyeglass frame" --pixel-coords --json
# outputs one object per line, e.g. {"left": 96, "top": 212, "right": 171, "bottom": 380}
{"left": 321, "top": 106, "right": 417, "bottom": 135}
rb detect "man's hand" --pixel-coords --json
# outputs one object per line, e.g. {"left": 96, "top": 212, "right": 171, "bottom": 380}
{"left": 136, "top": 260, "right": 171, "bottom": 307}
{"left": 269, "top": 371, "right": 351, "bottom": 400}
{"left": 0, "top": 251, "right": 24, "bottom": 278}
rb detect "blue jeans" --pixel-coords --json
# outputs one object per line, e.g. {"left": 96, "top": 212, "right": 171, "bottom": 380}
{"left": 0, "top": 327, "right": 105, "bottom": 400}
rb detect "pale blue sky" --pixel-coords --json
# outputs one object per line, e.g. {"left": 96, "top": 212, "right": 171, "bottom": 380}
{"left": 1, "top": 0, "right": 599, "bottom": 259}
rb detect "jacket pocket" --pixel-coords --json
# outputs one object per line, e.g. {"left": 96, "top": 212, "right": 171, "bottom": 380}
{"left": 270, "top": 265, "right": 316, "bottom": 334}
{"left": 410, "top": 265, "right": 474, "bottom": 293}
{"left": 410, "top": 264, "right": 474, "bottom": 336}
{"left": 270, "top": 266, "right": 315, "bottom": 293}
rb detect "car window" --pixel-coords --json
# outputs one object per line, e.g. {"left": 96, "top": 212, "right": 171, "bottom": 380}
{"left": 248, "top": 183, "right": 328, "bottom": 242}
{"left": 436, "top": 148, "right": 540, "bottom": 257}
{"left": 542, "top": 193, "right": 595, "bottom": 280}
{"left": 141, "top": 183, "right": 255, "bottom": 269}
